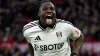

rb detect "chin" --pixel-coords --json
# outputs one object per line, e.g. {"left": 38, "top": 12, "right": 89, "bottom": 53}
{"left": 47, "top": 24, "right": 52, "bottom": 26}
{"left": 46, "top": 23, "right": 53, "bottom": 26}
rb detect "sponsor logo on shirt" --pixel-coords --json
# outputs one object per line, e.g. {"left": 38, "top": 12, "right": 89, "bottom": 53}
{"left": 34, "top": 35, "right": 41, "bottom": 40}
{"left": 34, "top": 42, "right": 64, "bottom": 51}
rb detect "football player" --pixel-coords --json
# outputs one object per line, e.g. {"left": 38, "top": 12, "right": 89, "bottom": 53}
{"left": 23, "top": 0, "right": 84, "bottom": 56}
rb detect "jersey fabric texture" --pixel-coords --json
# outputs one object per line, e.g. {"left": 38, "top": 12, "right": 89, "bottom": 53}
{"left": 23, "top": 19, "right": 81, "bottom": 56}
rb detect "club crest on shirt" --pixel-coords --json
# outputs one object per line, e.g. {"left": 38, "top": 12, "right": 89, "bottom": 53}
{"left": 56, "top": 31, "right": 62, "bottom": 38}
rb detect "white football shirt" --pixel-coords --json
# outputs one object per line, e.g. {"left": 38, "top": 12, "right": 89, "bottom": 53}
{"left": 23, "top": 19, "right": 81, "bottom": 56}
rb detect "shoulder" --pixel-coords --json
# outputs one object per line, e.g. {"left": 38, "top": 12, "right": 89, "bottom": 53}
{"left": 56, "top": 19, "right": 73, "bottom": 26}
{"left": 56, "top": 19, "right": 76, "bottom": 31}
{"left": 23, "top": 20, "right": 39, "bottom": 32}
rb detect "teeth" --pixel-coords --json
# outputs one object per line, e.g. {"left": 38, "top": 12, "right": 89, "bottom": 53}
{"left": 47, "top": 15, "right": 52, "bottom": 16}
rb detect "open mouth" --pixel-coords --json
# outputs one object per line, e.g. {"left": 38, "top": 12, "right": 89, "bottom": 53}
{"left": 45, "top": 15, "right": 53, "bottom": 19}
{"left": 45, "top": 15, "right": 53, "bottom": 24}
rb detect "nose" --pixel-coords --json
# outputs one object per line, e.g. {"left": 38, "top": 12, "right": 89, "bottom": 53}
{"left": 46, "top": 7, "right": 52, "bottom": 12}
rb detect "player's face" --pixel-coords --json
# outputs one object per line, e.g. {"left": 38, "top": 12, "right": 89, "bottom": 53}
{"left": 38, "top": 2, "right": 56, "bottom": 26}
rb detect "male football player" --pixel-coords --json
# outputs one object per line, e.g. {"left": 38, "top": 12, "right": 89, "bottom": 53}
{"left": 23, "top": 0, "right": 84, "bottom": 56}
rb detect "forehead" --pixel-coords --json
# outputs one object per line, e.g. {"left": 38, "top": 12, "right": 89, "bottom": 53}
{"left": 40, "top": 2, "right": 55, "bottom": 8}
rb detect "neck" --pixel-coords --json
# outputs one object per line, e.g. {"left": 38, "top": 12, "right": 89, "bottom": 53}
{"left": 39, "top": 19, "right": 56, "bottom": 29}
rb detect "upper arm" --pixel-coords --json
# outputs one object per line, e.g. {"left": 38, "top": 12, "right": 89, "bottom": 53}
{"left": 22, "top": 21, "right": 38, "bottom": 43}
{"left": 23, "top": 23, "right": 34, "bottom": 43}
{"left": 69, "top": 25, "right": 81, "bottom": 40}
{"left": 23, "top": 30, "right": 31, "bottom": 43}
{"left": 28, "top": 43, "right": 34, "bottom": 56}
{"left": 57, "top": 19, "right": 81, "bottom": 40}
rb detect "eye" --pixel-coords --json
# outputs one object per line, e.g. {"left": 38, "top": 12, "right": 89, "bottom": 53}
{"left": 50, "top": 7, "right": 55, "bottom": 10}
{"left": 42, "top": 7, "right": 55, "bottom": 11}
{"left": 42, "top": 7, "right": 48, "bottom": 10}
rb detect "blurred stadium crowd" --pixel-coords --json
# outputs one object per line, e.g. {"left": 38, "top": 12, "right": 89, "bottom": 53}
{"left": 0, "top": 0, "right": 100, "bottom": 56}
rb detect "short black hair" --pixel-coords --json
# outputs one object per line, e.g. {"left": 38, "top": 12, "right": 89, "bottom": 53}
{"left": 28, "top": 0, "right": 51, "bottom": 20}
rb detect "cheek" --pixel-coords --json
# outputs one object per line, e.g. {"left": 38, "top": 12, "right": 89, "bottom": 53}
{"left": 39, "top": 11, "right": 45, "bottom": 16}
{"left": 53, "top": 11, "right": 56, "bottom": 13}
{"left": 53, "top": 12, "right": 56, "bottom": 15}
{"left": 40, "top": 18, "right": 46, "bottom": 24}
